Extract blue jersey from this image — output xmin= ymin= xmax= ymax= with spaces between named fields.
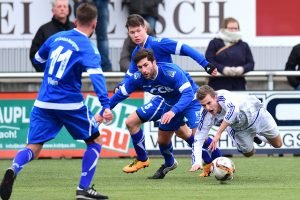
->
xmin=124 ymin=35 xmax=209 ymax=82
xmin=111 ymin=62 xmax=199 ymax=114
xmin=33 ymin=29 xmax=110 ymax=110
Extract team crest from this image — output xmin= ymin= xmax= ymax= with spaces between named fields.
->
xmin=134 ymin=72 xmax=141 ymax=79
xmin=166 ymin=70 xmax=176 ymax=77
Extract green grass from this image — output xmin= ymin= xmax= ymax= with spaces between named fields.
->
xmin=0 ymin=156 xmax=300 ymax=200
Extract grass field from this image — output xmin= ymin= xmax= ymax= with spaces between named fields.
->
xmin=0 ymin=156 xmax=299 ymax=200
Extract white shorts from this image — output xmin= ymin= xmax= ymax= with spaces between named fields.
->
xmin=226 ymin=108 xmax=279 ymax=153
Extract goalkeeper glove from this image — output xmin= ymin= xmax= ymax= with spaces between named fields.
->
xmin=204 ymin=63 xmax=216 ymax=75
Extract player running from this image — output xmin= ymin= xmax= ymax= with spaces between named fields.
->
xmin=0 ymin=3 xmax=112 ymax=200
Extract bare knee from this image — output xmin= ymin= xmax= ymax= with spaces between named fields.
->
xmin=268 ymin=135 xmax=283 ymax=148
xmin=243 ymin=149 xmax=255 ymax=157
xmin=26 ymin=144 xmax=43 ymax=159
xmin=125 ymin=116 xmax=142 ymax=134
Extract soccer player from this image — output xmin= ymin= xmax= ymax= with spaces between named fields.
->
xmin=116 ymin=14 xmax=221 ymax=174
xmin=192 ymin=85 xmax=282 ymax=176
xmin=110 ymin=48 xmax=208 ymax=179
xmin=0 ymin=3 xmax=112 ymax=200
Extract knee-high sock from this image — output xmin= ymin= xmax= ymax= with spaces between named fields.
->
xmin=159 ymin=142 xmax=174 ymax=167
xmin=185 ymin=134 xmax=194 ymax=147
xmin=79 ymin=143 xmax=101 ymax=189
xmin=131 ymin=129 xmax=148 ymax=161
xmin=203 ymin=137 xmax=222 ymax=160
xmin=12 ymin=147 xmax=34 ymax=175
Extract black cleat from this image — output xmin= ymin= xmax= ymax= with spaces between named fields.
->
xmin=76 ymin=184 xmax=108 ymax=200
xmin=148 ymin=160 xmax=178 ymax=179
xmin=254 ymin=136 xmax=262 ymax=145
xmin=0 ymin=168 xmax=16 ymax=200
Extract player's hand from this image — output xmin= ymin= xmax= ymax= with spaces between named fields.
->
xmin=114 ymin=86 xmax=119 ymax=94
xmin=205 ymin=63 xmax=217 ymax=76
xmin=189 ymin=163 xmax=203 ymax=172
xmin=95 ymin=114 xmax=103 ymax=125
xmin=161 ymin=111 xmax=175 ymax=124
xmin=102 ymin=108 xmax=113 ymax=125
xmin=209 ymin=132 xmax=221 ymax=151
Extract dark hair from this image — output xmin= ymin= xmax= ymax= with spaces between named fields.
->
xmin=133 ymin=48 xmax=155 ymax=64
xmin=126 ymin=14 xmax=145 ymax=29
xmin=76 ymin=3 xmax=97 ymax=26
xmin=196 ymin=85 xmax=216 ymax=100
xmin=221 ymin=17 xmax=240 ymax=30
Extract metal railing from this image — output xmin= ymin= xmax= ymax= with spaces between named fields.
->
xmin=0 ymin=71 xmax=299 ymax=90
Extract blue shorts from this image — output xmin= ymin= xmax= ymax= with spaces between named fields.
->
xmin=27 ymin=106 xmax=99 ymax=144
xmin=159 ymin=99 xmax=201 ymax=131
xmin=136 ymin=95 xmax=165 ymax=122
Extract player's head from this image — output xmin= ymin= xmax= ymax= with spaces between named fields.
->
xmin=51 ymin=0 xmax=69 ymax=22
xmin=197 ymin=85 xmax=220 ymax=115
xmin=75 ymin=3 xmax=97 ymax=37
xmin=222 ymin=17 xmax=240 ymax=32
xmin=133 ymin=48 xmax=157 ymax=79
xmin=126 ymin=14 xmax=148 ymax=45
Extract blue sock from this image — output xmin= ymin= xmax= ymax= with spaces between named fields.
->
xmin=204 ymin=137 xmax=222 ymax=160
xmin=131 ymin=129 xmax=148 ymax=161
xmin=12 ymin=147 xmax=34 ymax=175
xmin=159 ymin=142 xmax=174 ymax=167
xmin=202 ymin=149 xmax=212 ymax=164
xmin=185 ymin=134 xmax=194 ymax=147
xmin=79 ymin=143 xmax=101 ymax=189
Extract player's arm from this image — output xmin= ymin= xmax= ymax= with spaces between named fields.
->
xmin=161 ymin=73 xmax=194 ymax=124
xmin=110 ymin=76 xmax=138 ymax=109
xmin=114 ymin=48 xmax=139 ymax=93
xmin=209 ymin=120 xmax=230 ymax=151
xmin=32 ymin=37 xmax=51 ymax=69
xmin=190 ymin=110 xmax=212 ymax=171
xmin=180 ymin=44 xmax=217 ymax=75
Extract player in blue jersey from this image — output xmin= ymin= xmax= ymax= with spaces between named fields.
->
xmin=115 ymin=14 xmax=221 ymax=175
xmin=110 ymin=48 xmax=214 ymax=179
xmin=0 ymin=3 xmax=111 ymax=200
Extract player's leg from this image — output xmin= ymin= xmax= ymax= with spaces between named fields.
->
xmin=61 ymin=106 xmax=108 ymax=200
xmin=232 ymin=129 xmax=256 ymax=157
xmin=0 ymin=107 xmax=61 ymax=200
xmin=123 ymin=96 xmax=164 ymax=173
xmin=149 ymin=129 xmax=178 ymax=179
xmin=255 ymin=108 xmax=282 ymax=148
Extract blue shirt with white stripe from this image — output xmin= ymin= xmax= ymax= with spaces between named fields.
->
xmin=124 ymin=35 xmax=209 ymax=83
xmin=111 ymin=62 xmax=198 ymax=114
xmin=33 ymin=29 xmax=110 ymax=110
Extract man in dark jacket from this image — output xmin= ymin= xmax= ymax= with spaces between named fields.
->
xmin=29 ymin=0 xmax=75 ymax=72
xmin=285 ymin=44 xmax=300 ymax=90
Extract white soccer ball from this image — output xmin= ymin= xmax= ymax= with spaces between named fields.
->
xmin=211 ymin=157 xmax=235 ymax=181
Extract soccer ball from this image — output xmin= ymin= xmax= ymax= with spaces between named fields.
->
xmin=211 ymin=157 xmax=235 ymax=181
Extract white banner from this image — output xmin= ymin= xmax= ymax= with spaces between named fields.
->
xmin=1 ymin=0 xmax=300 ymax=48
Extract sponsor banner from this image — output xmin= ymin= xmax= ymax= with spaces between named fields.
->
xmin=0 ymin=92 xmax=144 ymax=158
xmin=144 ymin=91 xmax=300 ymax=154
xmin=1 ymin=0 xmax=300 ymax=48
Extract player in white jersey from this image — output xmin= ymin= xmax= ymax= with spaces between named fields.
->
xmin=191 ymin=85 xmax=282 ymax=174
xmin=0 ymin=3 xmax=112 ymax=200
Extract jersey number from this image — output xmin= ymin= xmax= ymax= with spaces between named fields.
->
xmin=48 ymin=46 xmax=73 ymax=79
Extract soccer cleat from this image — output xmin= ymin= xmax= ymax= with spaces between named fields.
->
xmin=148 ymin=160 xmax=178 ymax=179
xmin=122 ymin=158 xmax=150 ymax=173
xmin=0 ymin=168 xmax=16 ymax=200
xmin=254 ymin=136 xmax=263 ymax=145
xmin=199 ymin=163 xmax=212 ymax=177
xmin=76 ymin=185 xmax=108 ymax=200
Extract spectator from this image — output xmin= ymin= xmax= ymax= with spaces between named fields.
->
xmin=285 ymin=44 xmax=300 ymax=90
xmin=73 ymin=0 xmax=112 ymax=72
xmin=30 ymin=0 xmax=75 ymax=72
xmin=119 ymin=20 xmax=155 ymax=72
xmin=122 ymin=0 xmax=163 ymax=33
xmin=205 ymin=17 xmax=254 ymax=90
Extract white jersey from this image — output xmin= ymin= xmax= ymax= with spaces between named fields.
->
xmin=193 ymin=90 xmax=263 ymax=165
